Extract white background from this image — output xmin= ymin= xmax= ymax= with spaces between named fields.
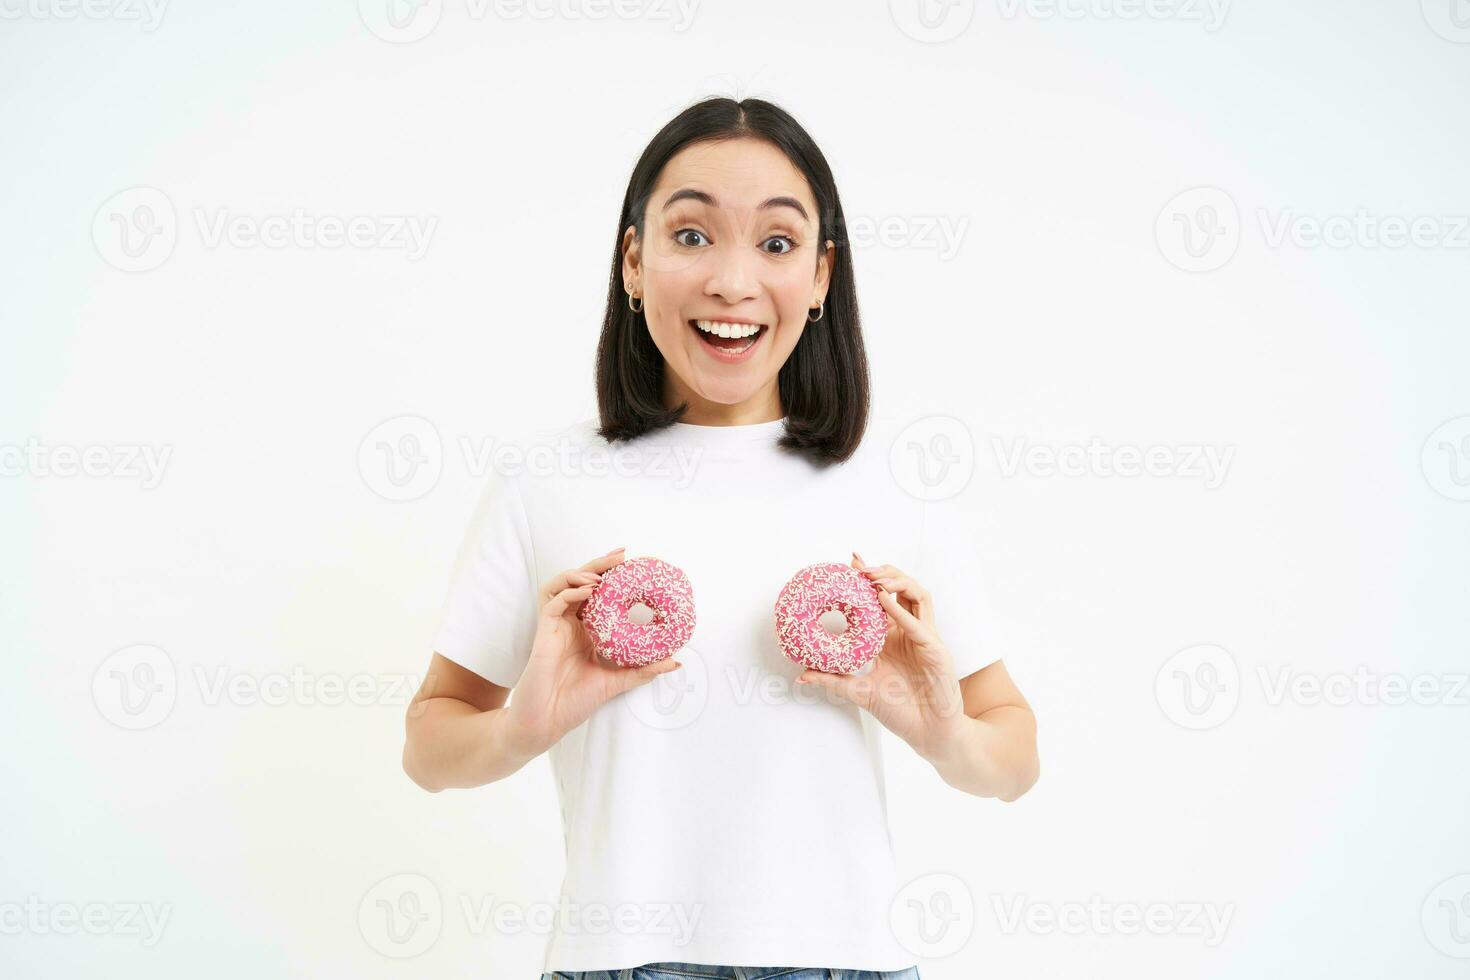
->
xmin=2 ymin=0 xmax=1468 ymax=977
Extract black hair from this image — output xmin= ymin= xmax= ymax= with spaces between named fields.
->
xmin=594 ymin=96 xmax=870 ymax=466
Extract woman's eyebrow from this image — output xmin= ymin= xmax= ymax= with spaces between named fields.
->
xmin=661 ymin=188 xmax=809 ymax=221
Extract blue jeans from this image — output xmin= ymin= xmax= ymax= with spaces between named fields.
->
xmin=541 ymin=965 xmax=920 ymax=980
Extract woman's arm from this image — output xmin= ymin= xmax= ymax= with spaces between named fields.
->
xmin=922 ymin=660 xmax=1040 ymax=802
xmin=404 ymin=550 xmax=684 ymax=793
xmin=402 ymin=654 xmax=541 ymax=792
xmin=797 ymin=557 xmax=1040 ymax=802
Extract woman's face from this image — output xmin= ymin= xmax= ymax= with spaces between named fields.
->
xmin=622 ymin=137 xmax=834 ymax=417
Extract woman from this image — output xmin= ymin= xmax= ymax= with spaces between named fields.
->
xmin=403 ymin=96 xmax=1040 ymax=980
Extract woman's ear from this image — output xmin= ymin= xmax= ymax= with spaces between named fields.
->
xmin=621 ymin=225 xmax=641 ymax=294
xmin=813 ymin=237 xmax=835 ymax=306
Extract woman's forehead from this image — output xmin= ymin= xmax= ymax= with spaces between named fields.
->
xmin=653 ymin=140 xmax=816 ymax=215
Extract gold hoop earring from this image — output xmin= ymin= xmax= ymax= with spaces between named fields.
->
xmin=627 ymin=290 xmax=643 ymax=314
xmin=807 ymin=301 xmax=824 ymax=323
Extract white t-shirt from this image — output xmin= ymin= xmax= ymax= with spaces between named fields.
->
xmin=431 ymin=412 xmax=1012 ymax=973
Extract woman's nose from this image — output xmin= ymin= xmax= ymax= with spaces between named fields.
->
xmin=703 ymin=244 xmax=760 ymax=302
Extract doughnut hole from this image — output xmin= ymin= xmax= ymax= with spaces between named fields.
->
xmin=625 ymin=600 xmax=657 ymax=626
xmin=818 ymin=609 xmax=849 ymax=636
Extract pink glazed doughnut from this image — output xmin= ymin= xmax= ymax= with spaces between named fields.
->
xmin=577 ymin=556 xmax=696 ymax=667
xmin=774 ymin=562 xmax=888 ymax=674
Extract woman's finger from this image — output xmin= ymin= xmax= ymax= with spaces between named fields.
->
xmin=860 ymin=563 xmax=934 ymax=628
xmin=541 ymin=581 xmax=598 ymax=621
xmin=606 ymin=657 xmax=683 ymax=690
xmin=581 ymin=547 xmax=627 ymax=573
xmin=872 ymin=574 xmax=934 ymax=628
xmin=795 ymin=668 xmax=872 ymax=711
xmin=539 ymin=548 xmax=625 ymax=604
xmin=877 ymin=586 xmax=937 ymax=643
xmin=855 ymin=554 xmax=897 ymax=596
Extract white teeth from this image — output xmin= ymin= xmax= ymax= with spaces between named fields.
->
xmin=694 ymin=319 xmax=763 ymax=339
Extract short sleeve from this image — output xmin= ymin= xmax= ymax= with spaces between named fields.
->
xmin=913 ymin=497 xmax=1012 ymax=680
xmin=430 ymin=466 xmax=540 ymax=689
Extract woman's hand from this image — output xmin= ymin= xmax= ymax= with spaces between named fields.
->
xmin=502 ymin=547 xmax=682 ymax=758
xmin=795 ymin=552 xmax=969 ymax=761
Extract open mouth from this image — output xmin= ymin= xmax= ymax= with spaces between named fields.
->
xmin=688 ymin=318 xmax=768 ymax=361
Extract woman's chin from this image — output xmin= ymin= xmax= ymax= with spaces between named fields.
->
xmin=689 ymin=383 xmax=757 ymax=407
xmin=681 ymin=370 xmax=765 ymax=406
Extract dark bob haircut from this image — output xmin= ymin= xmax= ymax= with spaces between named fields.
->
xmin=594 ymin=96 xmax=870 ymax=467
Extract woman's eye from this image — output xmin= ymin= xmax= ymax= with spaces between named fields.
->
xmin=763 ymin=235 xmax=797 ymax=255
xmin=674 ymin=228 xmax=708 ymax=248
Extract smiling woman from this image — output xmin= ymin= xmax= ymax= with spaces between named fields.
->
xmin=595 ymin=99 xmax=870 ymax=464
xmin=404 ymin=96 xmax=1037 ymax=980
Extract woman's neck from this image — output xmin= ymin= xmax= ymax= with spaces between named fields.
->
xmin=665 ymin=383 xmax=783 ymax=427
